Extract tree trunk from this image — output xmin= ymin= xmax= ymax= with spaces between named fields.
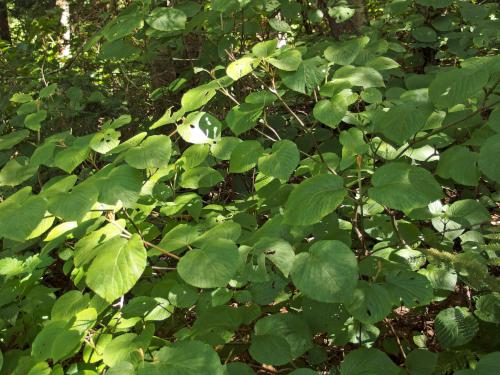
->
xmin=350 ymin=0 xmax=367 ymax=33
xmin=0 ymin=0 xmax=11 ymax=43
xmin=319 ymin=0 xmax=367 ymax=39
xmin=108 ymin=0 xmax=117 ymax=14
xmin=56 ymin=0 xmax=71 ymax=59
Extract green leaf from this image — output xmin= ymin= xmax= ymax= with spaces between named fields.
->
xmin=324 ymin=36 xmax=369 ymax=65
xmin=109 ymin=132 xmax=147 ymax=154
xmin=51 ymin=291 xmax=90 ymax=321
xmin=416 ymin=0 xmax=452 ymax=8
xmin=146 ymin=7 xmax=186 ymax=32
xmin=48 ymin=182 xmax=98 ymax=222
xmin=412 ymin=26 xmax=437 ymax=42
xmin=385 ymin=270 xmax=433 ymax=307
xmin=226 ymin=57 xmax=257 ymax=81
xmin=30 ymin=140 xmax=57 ymax=167
xmin=475 ymin=293 xmax=500 ymax=323
xmin=125 ymin=135 xmax=172 ymax=169
xmin=487 ymin=108 xmax=500 ymax=132
xmin=252 ymin=39 xmax=278 ymax=58
xmin=90 ymin=129 xmax=121 ymax=154
xmin=0 ymin=157 xmax=38 ymax=186
xmin=245 ymin=90 xmax=277 ymax=105
xmin=54 ymin=135 xmax=92 ymax=173
xmin=105 ymin=114 xmax=132 ymax=130
xmin=212 ymin=0 xmax=241 ymax=13
xmin=0 ymin=189 xmax=47 ymax=242
xmin=333 ymin=66 xmax=384 ymax=88
xmin=340 ymin=348 xmax=400 ymax=375
xmin=313 ymin=94 xmax=349 ymax=128
xmin=39 ymin=83 xmax=58 ymax=98
xmin=340 ymin=128 xmax=369 ymax=169
xmin=435 ymin=307 xmax=479 ymax=348
xmin=447 ymin=199 xmax=490 ymax=227
xmin=179 ymin=166 xmax=223 ymax=189
xmin=229 ymin=140 xmax=264 ymax=173
xmin=254 ymin=313 xmax=312 ymax=358
xmin=368 ymin=162 xmax=443 ymax=212
xmin=0 ymin=129 xmax=30 ymax=151
xmin=159 ymin=193 xmax=202 ymax=217
xmin=479 ymin=134 xmax=500 ymax=183
xmin=467 ymin=352 xmax=500 ymax=375
xmin=268 ymin=18 xmax=292 ymax=33
xmin=103 ymin=333 xmax=146 ymax=367
xmin=139 ymin=341 xmax=224 ymax=375
xmin=177 ymin=239 xmax=240 ymax=288
xmin=258 ymin=140 xmax=299 ymax=180
xmin=150 ymin=108 xmax=184 ymax=130
xmin=421 ymin=265 xmax=457 ymax=292
xmin=249 ymin=334 xmax=292 ymax=366
xmin=108 ymin=362 xmax=136 ymax=375
xmin=211 ymin=137 xmax=242 ymax=160
xmin=291 ymin=240 xmax=358 ymax=303
xmin=24 ymin=110 xmax=47 ymax=131
xmin=436 ymin=146 xmax=480 ymax=186
xmin=361 ymin=88 xmax=383 ymax=103
xmin=181 ymin=85 xmax=217 ymax=112
xmin=168 ymin=283 xmax=199 ymax=308
xmin=281 ymin=57 xmax=327 ymax=94
xmin=103 ymin=13 xmax=144 ymax=41
xmin=365 ymin=56 xmax=400 ymax=71
xmin=405 ymin=349 xmax=438 ymax=375
xmin=345 ymin=282 xmax=393 ymax=324
xmin=32 ymin=321 xmax=82 ymax=362
xmin=429 ymin=68 xmax=489 ymax=109
xmin=289 ymin=370 xmax=317 ymax=375
xmin=122 ymin=296 xmax=173 ymax=321
xmin=192 ymin=221 xmax=241 ymax=247
xmin=180 ymin=144 xmax=209 ymax=169
xmin=374 ymin=104 xmax=432 ymax=144
xmin=268 ymin=49 xmax=302 ymax=71
xmin=284 ymin=174 xmax=347 ymax=226
xmin=178 ymin=112 xmax=222 ymax=144
xmin=328 ymin=5 xmax=355 ymax=23
xmin=158 ymin=223 xmax=201 ymax=252
xmin=10 ymin=92 xmax=33 ymax=103
xmin=96 ymin=165 xmax=143 ymax=207
xmin=0 ymin=257 xmax=25 ymax=277
xmin=254 ymin=237 xmax=295 ymax=277
xmin=86 ymin=235 xmax=147 ymax=303
xmin=225 ymin=362 xmax=255 ymax=375
xmin=226 ymin=103 xmax=263 ymax=136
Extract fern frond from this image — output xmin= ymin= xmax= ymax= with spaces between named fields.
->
xmin=435 ymin=350 xmax=476 ymax=375
xmin=422 ymin=248 xmax=500 ymax=293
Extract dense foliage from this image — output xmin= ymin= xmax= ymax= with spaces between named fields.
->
xmin=0 ymin=0 xmax=499 ymax=374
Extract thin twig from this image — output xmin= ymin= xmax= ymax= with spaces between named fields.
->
xmin=143 ymin=241 xmax=181 ymax=260
xmin=384 ymin=318 xmax=406 ymax=359
xmin=395 ymin=99 xmax=500 ymax=159
xmin=106 ymin=217 xmax=180 ymax=260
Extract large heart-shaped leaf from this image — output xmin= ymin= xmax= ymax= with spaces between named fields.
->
xmin=284 ymin=174 xmax=346 ymax=226
xmin=125 ymin=135 xmax=172 ymax=169
xmin=258 ymin=140 xmax=299 ymax=180
xmin=0 ymin=188 xmax=47 ymax=242
xmin=291 ymin=240 xmax=358 ymax=303
xmin=139 ymin=340 xmax=224 ymax=375
xmin=369 ymin=162 xmax=443 ymax=212
xmin=86 ymin=234 xmax=147 ymax=303
xmin=146 ymin=7 xmax=186 ymax=32
xmin=435 ymin=307 xmax=479 ymax=348
xmin=177 ymin=239 xmax=240 ymax=288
